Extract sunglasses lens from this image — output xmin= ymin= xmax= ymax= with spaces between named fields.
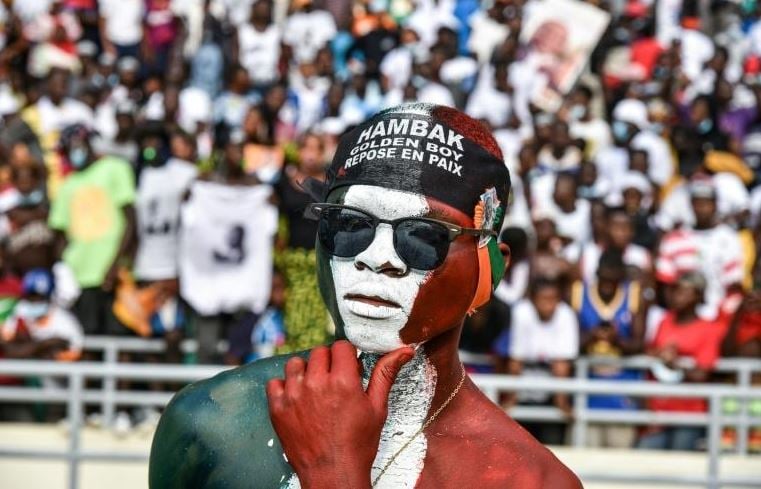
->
xmin=318 ymin=207 xmax=376 ymax=257
xmin=394 ymin=220 xmax=450 ymax=270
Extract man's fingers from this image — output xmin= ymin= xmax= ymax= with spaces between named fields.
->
xmin=306 ymin=345 xmax=330 ymax=378
xmin=329 ymin=340 xmax=360 ymax=381
xmin=284 ymin=357 xmax=306 ymax=398
xmin=285 ymin=356 xmax=306 ymax=379
xmin=266 ymin=378 xmax=285 ymax=410
xmin=367 ymin=347 xmax=415 ymax=413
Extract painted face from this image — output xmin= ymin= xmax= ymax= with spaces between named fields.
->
xmin=320 ymin=185 xmax=479 ymax=353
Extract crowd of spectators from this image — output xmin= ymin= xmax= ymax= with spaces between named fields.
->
xmin=0 ymin=0 xmax=759 ymax=450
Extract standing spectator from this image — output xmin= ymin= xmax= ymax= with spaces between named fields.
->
xmin=572 ymin=250 xmax=645 ymax=448
xmin=233 ymin=0 xmax=281 ymax=93
xmin=579 ymin=206 xmax=652 ymax=282
xmin=98 ymin=0 xmax=145 ymax=60
xmin=507 ymin=278 xmax=579 ymax=444
xmin=24 ymin=0 xmax=82 ymax=78
xmin=144 ymin=0 xmax=180 ymax=75
xmin=4 ymin=165 xmax=56 ymax=276
xmin=92 ymin=100 xmax=139 ymax=165
xmin=133 ymin=123 xmax=197 ymax=284
xmin=178 ymin=135 xmax=277 ymax=363
xmin=273 ymin=132 xmax=330 ymax=352
xmin=283 ymin=0 xmax=336 ymax=64
xmin=656 ymin=180 xmax=744 ymax=319
xmin=566 ymin=84 xmax=612 ymax=160
xmin=620 ymin=171 xmax=658 ymax=250
xmin=22 ymin=68 xmax=92 ymax=154
xmin=538 ymin=172 xmax=591 ymax=251
xmin=638 ymin=271 xmax=726 ymax=451
xmin=48 ymin=123 xmax=136 ymax=335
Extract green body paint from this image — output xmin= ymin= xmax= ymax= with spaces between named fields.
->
xmin=149 ymin=353 xmax=307 ymax=489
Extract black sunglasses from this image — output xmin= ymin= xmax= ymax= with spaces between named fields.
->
xmin=306 ymin=203 xmax=495 ymax=271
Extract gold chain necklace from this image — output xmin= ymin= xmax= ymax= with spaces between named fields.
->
xmin=371 ymin=367 xmax=467 ymax=487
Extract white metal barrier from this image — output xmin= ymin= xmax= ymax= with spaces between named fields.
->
xmin=0 ymin=338 xmax=758 ymax=488
xmin=81 ymin=337 xmax=761 ymax=454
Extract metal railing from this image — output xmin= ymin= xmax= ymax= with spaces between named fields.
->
xmin=80 ymin=337 xmax=761 ymax=453
xmin=0 ymin=338 xmax=757 ymax=488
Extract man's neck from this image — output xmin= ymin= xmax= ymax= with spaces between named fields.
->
xmin=359 ymin=327 xmax=465 ymax=486
xmin=361 ymin=327 xmax=464 ymax=422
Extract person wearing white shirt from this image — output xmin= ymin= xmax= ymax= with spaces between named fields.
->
xmin=134 ymin=127 xmax=198 ymax=282
xmin=507 ymin=278 xmax=579 ymax=444
xmin=467 ymin=5 xmax=509 ymax=65
xmin=533 ymin=172 xmax=591 ymax=251
xmin=566 ymin=85 xmax=612 ymax=160
xmin=379 ymin=26 xmax=420 ymax=92
xmin=24 ymin=69 xmax=93 ymax=149
xmin=98 ymin=0 xmax=145 ymax=59
xmin=234 ymin=0 xmax=281 ymax=89
xmin=283 ymin=0 xmax=337 ymax=64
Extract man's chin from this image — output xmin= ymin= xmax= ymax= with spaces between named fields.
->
xmin=343 ymin=324 xmax=406 ymax=355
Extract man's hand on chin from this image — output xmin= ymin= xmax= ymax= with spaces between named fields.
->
xmin=266 ymin=340 xmax=414 ymax=488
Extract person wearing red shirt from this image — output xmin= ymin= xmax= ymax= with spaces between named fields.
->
xmin=638 ymin=271 xmax=726 ymax=450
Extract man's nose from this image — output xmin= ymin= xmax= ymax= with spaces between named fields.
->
xmin=354 ymin=224 xmax=407 ymax=276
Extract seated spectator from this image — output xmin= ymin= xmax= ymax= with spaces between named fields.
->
xmin=572 ymin=249 xmax=645 ymax=448
xmin=638 ymin=271 xmax=726 ymax=451
xmin=720 ymin=290 xmax=761 ymax=452
xmin=460 ymin=297 xmax=509 ymax=372
xmin=494 ymin=227 xmax=530 ymax=306
xmin=507 ymin=278 xmax=579 ymax=444
xmin=1 ymin=268 xmax=83 ymax=361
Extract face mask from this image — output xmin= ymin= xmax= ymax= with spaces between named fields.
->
xmin=16 ymin=300 xmax=50 ymax=322
xmin=569 ymin=105 xmax=587 ymax=121
xmin=142 ymin=146 xmax=169 ymax=167
xmin=68 ymin=147 xmax=88 ymax=169
xmin=697 ymin=118 xmax=713 ymax=134
xmin=612 ymin=120 xmax=630 ymax=143
xmin=18 ymin=189 xmax=44 ymax=207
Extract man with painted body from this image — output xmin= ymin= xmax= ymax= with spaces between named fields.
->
xmin=149 ymin=104 xmax=581 ymax=488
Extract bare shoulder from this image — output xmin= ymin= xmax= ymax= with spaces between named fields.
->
xmin=149 ymin=351 xmax=309 ymax=489
xmin=427 ymin=388 xmax=582 ymax=488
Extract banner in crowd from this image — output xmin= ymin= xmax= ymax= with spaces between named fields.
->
xmin=520 ymin=0 xmax=610 ymax=111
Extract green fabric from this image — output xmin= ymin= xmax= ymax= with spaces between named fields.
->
xmin=0 ymin=297 xmax=17 ymax=322
xmin=275 ymin=248 xmax=332 ymax=353
xmin=48 ymin=157 xmax=135 ymax=288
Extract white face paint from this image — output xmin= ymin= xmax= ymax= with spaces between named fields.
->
xmin=330 ymin=185 xmax=432 ymax=353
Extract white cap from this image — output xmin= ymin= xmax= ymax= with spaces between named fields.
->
xmin=620 ymin=170 xmax=653 ymax=196
xmin=0 ymin=89 xmax=19 ymax=116
xmin=613 ymin=98 xmax=649 ymax=129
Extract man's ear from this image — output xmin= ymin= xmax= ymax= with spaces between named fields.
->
xmin=499 ymin=243 xmax=511 ymax=275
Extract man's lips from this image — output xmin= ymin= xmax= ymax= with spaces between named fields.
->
xmin=344 ymin=294 xmax=401 ymax=308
